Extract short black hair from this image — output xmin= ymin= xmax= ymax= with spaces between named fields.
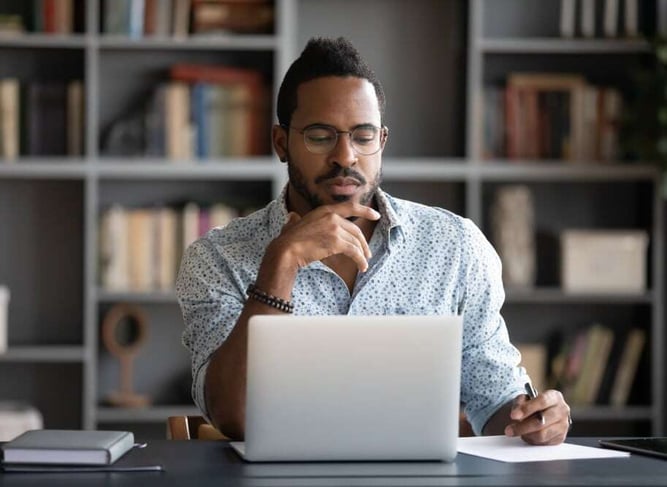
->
xmin=276 ymin=36 xmax=386 ymax=127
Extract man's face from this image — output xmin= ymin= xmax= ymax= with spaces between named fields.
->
xmin=275 ymin=76 xmax=386 ymax=214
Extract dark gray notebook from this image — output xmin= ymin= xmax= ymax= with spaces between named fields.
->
xmin=1 ymin=430 xmax=134 ymax=465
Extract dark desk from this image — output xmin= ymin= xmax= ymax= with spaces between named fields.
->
xmin=2 ymin=439 xmax=667 ymax=486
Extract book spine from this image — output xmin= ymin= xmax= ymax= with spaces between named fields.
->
xmin=603 ymin=0 xmax=619 ymax=37
xmin=559 ymin=0 xmax=576 ymax=37
xmin=0 ymin=79 xmax=20 ymax=161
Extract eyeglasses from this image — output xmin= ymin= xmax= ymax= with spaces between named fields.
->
xmin=283 ymin=124 xmax=388 ymax=156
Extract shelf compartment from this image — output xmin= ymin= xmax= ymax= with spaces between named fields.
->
xmin=98 ymin=178 xmax=273 ymax=211
xmin=0 ymin=179 xmax=84 ymax=345
xmin=0 ymin=363 xmax=83 ymax=428
xmin=480 ymin=0 xmax=655 ymax=41
xmin=97 ymin=49 xmax=274 ymax=156
xmin=0 ymin=345 xmax=86 ymax=362
xmin=97 ymin=303 xmax=192 ymax=407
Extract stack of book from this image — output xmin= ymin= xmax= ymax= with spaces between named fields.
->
xmin=483 ymin=73 xmax=622 ymax=163
xmin=99 ymin=202 xmax=237 ymax=292
xmin=105 ymin=63 xmax=270 ymax=160
xmin=33 ymin=0 xmax=82 ymax=34
xmin=559 ymin=0 xmax=640 ymax=38
xmin=0 ymin=79 xmax=84 ymax=161
xmin=102 ymin=0 xmax=275 ymax=38
xmin=549 ymin=324 xmax=646 ymax=407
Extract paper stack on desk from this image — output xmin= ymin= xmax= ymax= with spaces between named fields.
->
xmin=458 ymin=436 xmax=630 ymax=462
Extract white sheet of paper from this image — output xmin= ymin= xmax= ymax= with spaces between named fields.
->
xmin=458 ymin=436 xmax=630 ymax=463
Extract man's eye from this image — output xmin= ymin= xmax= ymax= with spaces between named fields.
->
xmin=306 ymin=130 xmax=335 ymax=144
xmin=353 ymin=131 xmax=376 ymax=144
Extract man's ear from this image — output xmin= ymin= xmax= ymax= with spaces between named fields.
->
xmin=380 ymin=126 xmax=389 ymax=151
xmin=272 ymin=124 xmax=288 ymax=162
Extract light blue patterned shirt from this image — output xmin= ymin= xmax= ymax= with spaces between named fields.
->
xmin=176 ymin=187 xmax=529 ymax=435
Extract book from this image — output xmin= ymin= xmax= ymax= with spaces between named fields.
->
xmin=603 ymin=0 xmax=619 ymax=37
xmin=1 ymin=429 xmax=134 ymax=465
xmin=127 ymin=208 xmax=154 ymax=291
xmin=172 ymin=0 xmax=191 ymax=38
xmin=659 ymin=0 xmax=667 ymax=37
xmin=25 ymin=82 xmax=68 ymax=156
xmin=610 ymin=328 xmax=646 ymax=406
xmin=516 ymin=343 xmax=547 ymax=393
xmin=170 ymin=63 xmax=269 ymax=156
xmin=0 ymin=78 xmax=19 ymax=161
xmin=67 ymin=80 xmax=84 ymax=156
xmin=165 ymin=82 xmax=192 ymax=160
xmin=580 ymin=0 xmax=595 ymax=37
xmin=505 ymin=73 xmax=587 ymax=162
xmin=192 ymin=0 xmax=274 ymax=35
xmin=559 ymin=0 xmax=576 ymax=37
xmin=624 ymin=0 xmax=638 ymax=37
xmin=99 ymin=204 xmax=129 ymax=291
xmin=104 ymin=0 xmax=132 ymax=35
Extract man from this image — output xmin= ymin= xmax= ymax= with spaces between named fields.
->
xmin=176 ymin=37 xmax=571 ymax=445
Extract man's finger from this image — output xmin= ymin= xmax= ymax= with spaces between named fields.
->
xmin=323 ymin=202 xmax=381 ymax=221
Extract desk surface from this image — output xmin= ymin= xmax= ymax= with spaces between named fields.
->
xmin=2 ymin=438 xmax=667 ymax=486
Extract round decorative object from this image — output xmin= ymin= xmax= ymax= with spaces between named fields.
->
xmin=101 ymin=303 xmax=151 ymax=408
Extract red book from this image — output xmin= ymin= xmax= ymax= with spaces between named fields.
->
xmin=170 ymin=63 xmax=263 ymax=86
xmin=144 ymin=0 xmax=157 ymax=35
xmin=43 ymin=0 xmax=56 ymax=33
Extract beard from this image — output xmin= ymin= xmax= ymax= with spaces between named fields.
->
xmin=287 ymin=155 xmax=382 ymax=211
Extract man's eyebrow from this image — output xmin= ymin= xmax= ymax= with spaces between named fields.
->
xmin=303 ymin=122 xmax=379 ymax=130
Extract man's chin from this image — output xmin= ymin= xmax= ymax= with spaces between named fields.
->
xmin=331 ymin=194 xmax=352 ymax=203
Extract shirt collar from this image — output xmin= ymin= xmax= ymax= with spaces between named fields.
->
xmin=267 ymin=185 xmax=406 ymax=246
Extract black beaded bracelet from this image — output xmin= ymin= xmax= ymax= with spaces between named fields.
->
xmin=246 ymin=283 xmax=294 ymax=313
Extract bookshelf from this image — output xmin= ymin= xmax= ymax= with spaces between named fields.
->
xmin=0 ymin=0 xmax=662 ymax=439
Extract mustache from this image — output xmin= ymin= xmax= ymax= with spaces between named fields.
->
xmin=314 ymin=166 xmax=367 ymax=185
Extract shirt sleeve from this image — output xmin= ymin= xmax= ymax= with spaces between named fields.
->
xmin=457 ymin=218 xmax=530 ymax=436
xmin=175 ymin=237 xmax=245 ymax=421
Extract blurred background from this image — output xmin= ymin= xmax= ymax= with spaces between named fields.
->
xmin=0 ymin=0 xmax=664 ymax=440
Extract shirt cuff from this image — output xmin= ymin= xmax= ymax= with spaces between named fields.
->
xmin=192 ymin=359 xmax=212 ymax=424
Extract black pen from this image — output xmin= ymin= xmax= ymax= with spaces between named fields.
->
xmin=524 ymin=382 xmax=545 ymax=425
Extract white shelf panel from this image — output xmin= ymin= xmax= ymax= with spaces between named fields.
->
xmin=505 ymin=287 xmax=654 ymax=304
xmin=98 ymin=35 xmax=279 ymax=51
xmin=570 ymin=406 xmax=653 ymax=421
xmin=94 ymin=157 xmax=284 ymax=181
xmin=97 ymin=405 xmax=200 ymax=423
xmin=478 ymin=38 xmax=651 ymax=54
xmin=0 ymin=161 xmax=87 ymax=179
xmin=0 ymin=346 xmax=86 ymax=363
xmin=0 ymin=34 xmax=87 ymax=49
xmin=95 ymin=159 xmax=278 ymax=180
xmin=97 ymin=289 xmax=178 ymax=304
xmin=472 ymin=162 xmax=659 ymax=181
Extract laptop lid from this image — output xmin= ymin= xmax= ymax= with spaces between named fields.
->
xmin=233 ymin=314 xmax=462 ymax=462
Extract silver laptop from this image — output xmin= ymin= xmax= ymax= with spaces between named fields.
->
xmin=230 ymin=314 xmax=463 ymax=462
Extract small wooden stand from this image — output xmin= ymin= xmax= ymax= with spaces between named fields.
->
xmin=101 ymin=303 xmax=150 ymax=408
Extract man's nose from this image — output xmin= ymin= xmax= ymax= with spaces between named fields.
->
xmin=328 ymin=132 xmax=357 ymax=167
